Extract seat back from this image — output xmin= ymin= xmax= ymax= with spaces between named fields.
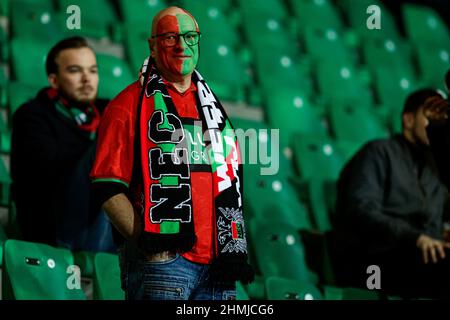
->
xmin=93 ymin=252 xmax=124 ymax=300
xmin=3 ymin=239 xmax=86 ymax=299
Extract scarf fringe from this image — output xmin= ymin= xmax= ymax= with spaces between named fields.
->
xmin=138 ymin=232 xmax=197 ymax=254
xmin=209 ymin=256 xmax=255 ymax=285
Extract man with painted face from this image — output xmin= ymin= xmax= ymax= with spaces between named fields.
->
xmin=330 ymin=89 xmax=450 ymax=299
xmin=91 ymin=7 xmax=253 ymax=300
xmin=11 ymin=36 xmax=115 ymax=252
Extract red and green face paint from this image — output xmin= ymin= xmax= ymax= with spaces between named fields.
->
xmin=154 ymin=13 xmax=199 ymax=79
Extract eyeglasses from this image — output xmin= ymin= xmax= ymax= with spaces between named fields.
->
xmin=151 ymin=31 xmax=201 ymax=47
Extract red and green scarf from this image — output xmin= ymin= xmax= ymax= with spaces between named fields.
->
xmin=136 ymin=59 xmax=253 ymax=284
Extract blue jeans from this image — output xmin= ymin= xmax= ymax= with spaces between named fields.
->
xmin=119 ymin=243 xmax=236 ymax=300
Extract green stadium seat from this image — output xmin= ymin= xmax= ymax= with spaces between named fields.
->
xmin=239 ymin=0 xmax=288 ymax=19
xmin=249 ymin=219 xmax=318 ymax=283
xmin=0 ymin=128 xmax=10 ymax=154
xmin=181 ymin=0 xmax=239 ymax=47
xmin=265 ymin=276 xmax=323 ymax=300
xmin=123 ymin=23 xmax=150 ymax=73
xmin=242 ymin=14 xmax=298 ymax=56
xmin=236 ymin=281 xmax=250 ymax=300
xmin=93 ymin=252 xmax=124 ymax=300
xmin=316 ymin=61 xmax=373 ymax=108
xmin=372 ymin=67 xmax=418 ymax=133
xmin=10 ymin=39 xmax=49 ymax=87
xmin=0 ymin=157 xmax=10 ymax=206
xmin=0 ymin=224 xmax=7 ymax=266
xmin=73 ymin=251 xmax=95 ymax=278
xmin=329 ymin=102 xmax=389 ymax=148
xmin=303 ymin=27 xmax=355 ymax=66
xmin=254 ymin=49 xmax=313 ymax=99
xmin=97 ymin=54 xmax=135 ymax=100
xmin=402 ymin=4 xmax=450 ymax=45
xmin=56 ymin=0 xmax=117 ymax=40
xmin=119 ymin=0 xmax=168 ymax=25
xmin=299 ymin=178 xmax=335 ymax=232
xmin=10 ymin=0 xmax=66 ymax=42
xmin=197 ymin=37 xmax=247 ymax=103
xmin=323 ymin=285 xmax=380 ymax=300
xmin=0 ymin=0 xmax=9 ymax=16
xmin=264 ymin=89 xmax=327 ymax=148
xmin=292 ymin=134 xmax=344 ymax=182
xmin=338 ymin=0 xmax=401 ymax=41
xmin=290 ymin=0 xmax=344 ymax=33
xmin=334 ymin=139 xmax=362 ymax=164
xmin=362 ymin=37 xmax=414 ymax=73
xmin=244 ymin=173 xmax=313 ymax=230
xmin=415 ymin=45 xmax=450 ymax=91
xmin=0 ymin=66 xmax=7 ymax=108
xmin=2 ymin=239 xmax=86 ymax=299
xmin=231 ymin=117 xmax=297 ymax=182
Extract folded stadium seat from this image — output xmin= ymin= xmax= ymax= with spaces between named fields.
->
xmin=415 ymin=45 xmax=450 ymax=91
xmin=96 ymin=54 xmax=135 ymax=100
xmin=290 ymin=134 xmax=345 ymax=231
xmin=10 ymin=0 xmax=67 ymax=43
xmin=253 ymin=49 xmax=314 ymax=101
xmin=337 ymin=0 xmax=401 ymax=42
xmin=291 ymin=134 xmax=344 ymax=182
xmin=2 ymin=239 xmax=86 ymax=299
xmin=249 ymin=219 xmax=319 ymax=284
xmin=8 ymin=81 xmax=42 ymax=117
xmin=362 ymin=37 xmax=414 ymax=74
xmin=10 ymin=38 xmax=49 ymax=88
xmin=230 ymin=117 xmax=297 ymax=182
xmin=0 ymin=65 xmax=7 ymax=108
xmin=242 ymin=13 xmax=298 ymax=57
xmin=329 ymin=101 xmax=390 ymax=149
xmin=0 ymin=223 xmax=7 ymax=266
xmin=118 ymin=0 xmax=168 ymax=26
xmin=181 ymin=0 xmax=239 ymax=47
xmin=303 ymin=27 xmax=356 ymax=66
xmin=93 ymin=252 xmax=124 ymax=300
xmin=0 ymin=157 xmax=10 ymax=206
xmin=372 ymin=67 xmax=418 ymax=133
xmin=264 ymin=89 xmax=328 ymax=148
xmin=316 ymin=61 xmax=373 ymax=109
xmin=0 ymin=0 xmax=8 ymax=16
xmin=239 ymin=0 xmax=288 ymax=19
xmin=334 ymin=140 xmax=362 ymax=165
xmin=265 ymin=276 xmax=323 ymax=300
xmin=0 ymin=128 xmax=10 ymax=154
xmin=123 ymin=23 xmax=151 ymax=73
xmin=56 ymin=0 xmax=118 ymax=41
xmin=0 ymin=23 xmax=8 ymax=61
xmin=73 ymin=251 xmax=95 ymax=279
xmin=244 ymin=171 xmax=313 ymax=230
xmin=196 ymin=36 xmax=248 ymax=103
xmin=323 ymin=285 xmax=380 ymax=300
xmin=402 ymin=4 xmax=450 ymax=46
xmin=236 ymin=281 xmax=250 ymax=300
xmin=289 ymin=0 xmax=344 ymax=35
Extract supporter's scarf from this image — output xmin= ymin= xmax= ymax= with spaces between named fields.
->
xmin=46 ymin=88 xmax=100 ymax=136
xmin=136 ymin=58 xmax=253 ymax=284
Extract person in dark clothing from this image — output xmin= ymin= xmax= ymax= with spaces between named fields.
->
xmin=10 ymin=37 xmax=115 ymax=252
xmin=330 ymin=88 xmax=450 ymax=299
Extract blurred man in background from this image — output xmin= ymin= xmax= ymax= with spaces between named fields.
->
xmin=331 ymin=88 xmax=450 ymax=299
xmin=11 ymin=36 xmax=115 ymax=252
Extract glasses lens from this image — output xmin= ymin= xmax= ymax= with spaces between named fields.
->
xmin=184 ymin=32 xmax=199 ymax=46
xmin=163 ymin=33 xmax=178 ymax=46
